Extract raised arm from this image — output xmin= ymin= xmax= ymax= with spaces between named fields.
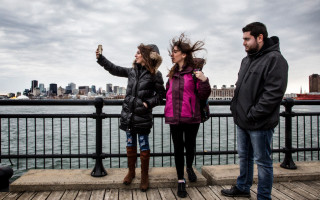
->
xmin=96 ymin=48 xmax=130 ymax=78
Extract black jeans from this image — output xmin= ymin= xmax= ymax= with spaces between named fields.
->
xmin=170 ymin=123 xmax=200 ymax=180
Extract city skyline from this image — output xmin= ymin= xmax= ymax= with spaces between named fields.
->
xmin=20 ymin=80 xmax=127 ymax=95
xmin=0 ymin=1 xmax=319 ymax=94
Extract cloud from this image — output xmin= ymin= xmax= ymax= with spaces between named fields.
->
xmin=0 ymin=0 xmax=319 ymax=94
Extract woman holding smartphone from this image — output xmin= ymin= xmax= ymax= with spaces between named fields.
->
xmin=96 ymin=44 xmax=164 ymax=192
xmin=164 ymin=34 xmax=211 ymax=198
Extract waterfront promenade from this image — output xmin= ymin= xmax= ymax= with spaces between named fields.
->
xmin=1 ymin=99 xmax=319 ymax=199
xmin=2 ymin=181 xmax=320 ymax=200
xmin=1 ymin=161 xmax=319 ymax=199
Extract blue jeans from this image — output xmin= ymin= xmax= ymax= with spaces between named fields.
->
xmin=236 ymin=126 xmax=273 ymax=200
xmin=126 ymin=131 xmax=150 ymax=151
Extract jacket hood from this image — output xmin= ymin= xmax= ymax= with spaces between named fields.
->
xmin=132 ymin=51 xmax=162 ymax=73
xmin=249 ymin=36 xmax=280 ymax=58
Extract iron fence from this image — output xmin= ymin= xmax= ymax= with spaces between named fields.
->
xmin=0 ymin=98 xmax=319 ymax=178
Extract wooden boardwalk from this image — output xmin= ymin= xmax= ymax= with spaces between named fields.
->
xmin=0 ymin=180 xmax=319 ymax=200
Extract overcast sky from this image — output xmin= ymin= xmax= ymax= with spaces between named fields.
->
xmin=0 ymin=0 xmax=319 ymax=94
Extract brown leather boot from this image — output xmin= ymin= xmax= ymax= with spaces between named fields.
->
xmin=140 ymin=150 xmax=150 ymax=192
xmin=123 ymin=146 xmax=137 ymax=185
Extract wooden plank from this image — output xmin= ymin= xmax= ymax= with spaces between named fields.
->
xmin=146 ymin=188 xmax=162 ymax=200
xmin=269 ymin=186 xmax=293 ymax=200
xmin=280 ymin=182 xmax=318 ymax=200
xmin=17 ymin=192 xmax=35 ymax=200
xmin=187 ymin=187 xmax=205 ymax=200
xmin=104 ymin=189 xmax=119 ymax=200
xmin=312 ymin=180 xmax=320 ymax=186
xmin=294 ymin=182 xmax=319 ymax=198
xmin=208 ymin=185 xmax=230 ymax=200
xmin=76 ymin=190 xmax=92 ymax=200
xmin=248 ymin=184 xmax=258 ymax=200
xmin=251 ymin=184 xmax=277 ymax=200
xmin=132 ymin=189 xmax=147 ymax=200
xmin=297 ymin=181 xmax=320 ymax=198
xmin=0 ymin=192 xmax=9 ymax=200
xmin=158 ymin=188 xmax=176 ymax=200
xmin=273 ymin=183 xmax=304 ymax=200
xmin=3 ymin=192 xmax=23 ymax=200
xmin=170 ymin=187 xmax=191 ymax=200
xmin=197 ymin=186 xmax=220 ymax=200
xmin=30 ymin=191 xmax=51 ymax=200
xmin=61 ymin=190 xmax=79 ymax=200
xmin=118 ymin=189 xmax=132 ymax=200
xmin=90 ymin=189 xmax=105 ymax=200
xmin=46 ymin=191 xmax=65 ymax=200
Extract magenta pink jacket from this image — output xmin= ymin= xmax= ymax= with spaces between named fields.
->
xmin=164 ymin=65 xmax=211 ymax=124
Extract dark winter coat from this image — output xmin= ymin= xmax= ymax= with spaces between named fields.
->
xmin=97 ymin=55 xmax=165 ymax=134
xmin=230 ymin=36 xmax=288 ymax=130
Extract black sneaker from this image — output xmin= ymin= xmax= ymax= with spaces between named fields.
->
xmin=186 ymin=167 xmax=197 ymax=182
xmin=221 ymin=185 xmax=251 ymax=197
xmin=177 ymin=179 xmax=187 ymax=198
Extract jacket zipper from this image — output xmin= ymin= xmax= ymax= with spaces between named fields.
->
xmin=189 ymin=98 xmax=194 ymax=118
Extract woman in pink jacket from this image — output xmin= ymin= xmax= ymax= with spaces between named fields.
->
xmin=165 ymin=34 xmax=211 ymax=198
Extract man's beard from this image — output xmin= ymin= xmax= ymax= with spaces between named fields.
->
xmin=246 ymin=42 xmax=260 ymax=54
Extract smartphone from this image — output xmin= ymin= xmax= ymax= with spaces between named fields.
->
xmin=98 ymin=45 xmax=103 ymax=55
xmin=193 ymin=68 xmax=201 ymax=74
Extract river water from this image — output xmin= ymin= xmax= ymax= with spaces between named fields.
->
xmin=0 ymin=104 xmax=319 ymax=180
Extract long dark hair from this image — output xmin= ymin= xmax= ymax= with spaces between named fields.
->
xmin=167 ymin=33 xmax=205 ymax=79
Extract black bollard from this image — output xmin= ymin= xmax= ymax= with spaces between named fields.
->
xmin=0 ymin=166 xmax=14 ymax=189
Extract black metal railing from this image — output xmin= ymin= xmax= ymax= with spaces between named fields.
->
xmin=0 ymin=98 xmax=319 ymax=179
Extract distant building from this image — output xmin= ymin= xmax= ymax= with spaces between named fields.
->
xmin=33 ymin=87 xmax=41 ymax=96
xmin=65 ymin=85 xmax=72 ymax=94
xmin=91 ymin=85 xmax=96 ymax=94
xmin=8 ymin=93 xmax=15 ymax=98
xmin=65 ymin=82 xmax=76 ymax=94
xmin=97 ymin=87 xmax=103 ymax=95
xmin=57 ymin=86 xmax=65 ymax=96
xmin=73 ymin=89 xmax=79 ymax=95
xmin=106 ymin=84 xmax=113 ymax=93
xmin=309 ymin=74 xmax=320 ymax=93
xmin=210 ymin=85 xmax=235 ymax=100
xmin=113 ymin=86 xmax=119 ymax=94
xmin=79 ymin=86 xmax=89 ymax=95
xmin=39 ymin=83 xmax=45 ymax=94
xmin=16 ymin=92 xmax=21 ymax=97
xmin=49 ymin=83 xmax=58 ymax=96
xmin=23 ymin=89 xmax=30 ymax=96
xmin=119 ymin=87 xmax=126 ymax=95
xmin=31 ymin=80 xmax=38 ymax=93
xmin=69 ymin=82 xmax=76 ymax=91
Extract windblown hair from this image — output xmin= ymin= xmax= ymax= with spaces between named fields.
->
xmin=242 ymin=22 xmax=268 ymax=41
xmin=137 ymin=44 xmax=162 ymax=75
xmin=167 ymin=33 xmax=205 ymax=79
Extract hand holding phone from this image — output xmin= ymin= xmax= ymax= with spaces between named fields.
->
xmin=96 ymin=44 xmax=103 ymax=59
xmin=98 ymin=45 xmax=103 ymax=55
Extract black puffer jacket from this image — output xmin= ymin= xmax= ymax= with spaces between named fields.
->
xmin=97 ymin=55 xmax=165 ymax=134
xmin=230 ymin=36 xmax=288 ymax=130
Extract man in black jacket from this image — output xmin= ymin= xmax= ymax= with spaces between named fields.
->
xmin=222 ymin=22 xmax=288 ymax=200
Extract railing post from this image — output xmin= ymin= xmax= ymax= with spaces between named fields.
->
xmin=91 ymin=97 xmax=107 ymax=177
xmin=280 ymin=98 xmax=297 ymax=169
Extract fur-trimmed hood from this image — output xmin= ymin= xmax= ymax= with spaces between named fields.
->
xmin=132 ymin=51 xmax=162 ymax=73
